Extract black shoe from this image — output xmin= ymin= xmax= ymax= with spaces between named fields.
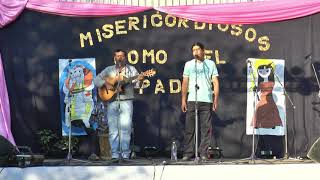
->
xmin=201 ymin=155 xmax=208 ymax=161
xmin=182 ymin=156 xmax=192 ymax=161
xmin=111 ymin=157 xmax=119 ymax=161
xmin=88 ymin=153 xmax=100 ymax=161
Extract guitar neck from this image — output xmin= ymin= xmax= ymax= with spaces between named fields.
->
xmin=123 ymin=69 xmax=154 ymax=84
xmin=124 ymin=74 xmax=140 ymax=84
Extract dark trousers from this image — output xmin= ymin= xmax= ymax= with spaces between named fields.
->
xmin=183 ymin=101 xmax=213 ymax=157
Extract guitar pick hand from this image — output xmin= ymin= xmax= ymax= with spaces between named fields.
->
xmin=137 ymin=74 xmax=144 ymax=81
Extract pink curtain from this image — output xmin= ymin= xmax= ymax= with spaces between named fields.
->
xmin=2 ymin=0 xmax=320 ymax=27
xmin=0 ymin=1 xmax=150 ymax=144
xmin=0 ymin=0 xmax=28 ymax=28
xmin=0 ymin=52 xmax=15 ymax=145
xmin=26 ymin=0 xmax=152 ymax=17
xmin=155 ymin=0 xmax=320 ymax=24
xmin=1 ymin=0 xmax=320 ymax=145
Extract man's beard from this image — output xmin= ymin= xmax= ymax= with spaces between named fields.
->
xmin=116 ymin=60 xmax=126 ymax=66
xmin=194 ymin=54 xmax=202 ymax=60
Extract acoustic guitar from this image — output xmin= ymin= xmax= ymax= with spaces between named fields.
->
xmin=98 ymin=69 xmax=156 ymax=102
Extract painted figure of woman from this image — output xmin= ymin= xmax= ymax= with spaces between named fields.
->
xmin=252 ymin=63 xmax=282 ymax=128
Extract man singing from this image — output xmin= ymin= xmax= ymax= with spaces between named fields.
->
xmin=181 ymin=42 xmax=219 ymax=161
xmin=94 ymin=49 xmax=143 ymax=159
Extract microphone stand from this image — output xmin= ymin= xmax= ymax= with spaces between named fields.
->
xmin=306 ymin=55 xmax=320 ymax=98
xmin=130 ymin=122 xmax=137 ymax=159
xmin=65 ymin=59 xmax=89 ymax=164
xmin=115 ymin=63 xmax=124 ymax=163
xmin=114 ymin=63 xmax=139 ymax=164
xmin=272 ymin=64 xmax=295 ymax=159
xmin=194 ymin=59 xmax=200 ymax=163
xmin=235 ymin=60 xmax=260 ymax=164
xmin=66 ymin=90 xmax=74 ymax=162
xmin=247 ymin=60 xmax=258 ymax=163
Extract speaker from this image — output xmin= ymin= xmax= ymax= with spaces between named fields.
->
xmin=0 ymin=135 xmax=18 ymax=165
xmin=307 ymin=137 xmax=320 ymax=163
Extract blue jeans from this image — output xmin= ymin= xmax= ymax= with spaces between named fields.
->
xmin=105 ymin=100 xmax=133 ymax=159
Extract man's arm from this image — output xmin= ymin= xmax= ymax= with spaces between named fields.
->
xmin=181 ymin=76 xmax=189 ymax=112
xmin=94 ymin=68 xmax=109 ymax=88
xmin=212 ymin=76 xmax=219 ymax=111
xmin=130 ymin=66 xmax=144 ymax=88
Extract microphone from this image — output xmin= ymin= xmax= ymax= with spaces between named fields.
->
xmin=67 ymin=59 xmax=72 ymax=73
xmin=68 ymin=59 xmax=72 ymax=67
xmin=247 ymin=59 xmax=253 ymax=71
xmin=115 ymin=60 xmax=125 ymax=67
xmin=115 ymin=60 xmax=119 ymax=66
xmin=194 ymin=54 xmax=200 ymax=60
xmin=305 ymin=54 xmax=312 ymax=60
xmin=115 ymin=61 xmax=122 ymax=70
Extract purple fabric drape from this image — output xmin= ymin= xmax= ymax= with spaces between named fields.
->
xmin=0 ymin=0 xmax=28 ymax=28
xmin=0 ymin=52 xmax=15 ymax=145
xmin=155 ymin=0 xmax=320 ymax=24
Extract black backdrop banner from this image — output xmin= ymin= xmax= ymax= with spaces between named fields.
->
xmin=1 ymin=9 xmax=320 ymax=158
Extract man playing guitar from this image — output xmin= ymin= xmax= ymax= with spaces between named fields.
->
xmin=94 ymin=49 xmax=144 ymax=160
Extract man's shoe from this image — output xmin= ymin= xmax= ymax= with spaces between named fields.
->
xmin=182 ymin=156 xmax=192 ymax=161
xmin=100 ymin=156 xmax=112 ymax=161
xmin=88 ymin=153 xmax=100 ymax=161
xmin=122 ymin=154 xmax=130 ymax=159
xmin=201 ymin=155 xmax=208 ymax=161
